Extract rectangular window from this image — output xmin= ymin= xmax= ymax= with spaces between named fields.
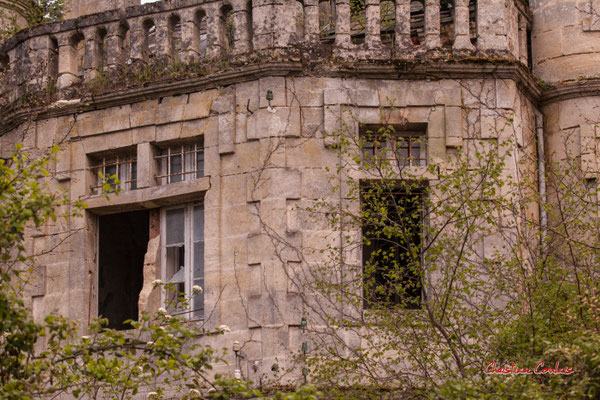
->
xmin=361 ymin=183 xmax=423 ymax=309
xmin=163 ymin=203 xmax=204 ymax=319
xmin=156 ymin=143 xmax=204 ymax=185
xmin=361 ymin=124 xmax=427 ymax=167
xmin=91 ymin=154 xmax=137 ymax=195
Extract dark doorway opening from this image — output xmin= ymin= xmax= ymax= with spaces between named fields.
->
xmin=98 ymin=210 xmax=149 ymax=330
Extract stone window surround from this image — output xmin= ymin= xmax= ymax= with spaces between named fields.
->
xmin=360 ymin=123 xmax=428 ymax=167
xmin=85 ymin=139 xmax=210 ymax=325
xmin=85 ymin=139 xmax=207 ymax=213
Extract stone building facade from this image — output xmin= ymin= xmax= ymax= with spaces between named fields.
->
xmin=0 ymin=0 xmax=596 ymax=386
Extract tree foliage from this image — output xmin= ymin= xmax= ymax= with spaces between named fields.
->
xmin=0 ymin=0 xmax=63 ymax=41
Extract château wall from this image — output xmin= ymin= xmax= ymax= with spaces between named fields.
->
xmin=0 ymin=0 xmax=570 ymax=390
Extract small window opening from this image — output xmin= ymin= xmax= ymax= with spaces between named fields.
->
xmin=98 ymin=210 xmax=149 ymax=330
xmin=294 ymin=0 xmax=305 ymax=40
xmin=361 ymin=183 xmax=424 ymax=309
xmin=156 ymin=143 xmax=204 ymax=185
xmin=168 ymin=14 xmax=182 ymax=58
xmin=221 ymin=5 xmax=234 ymax=52
xmin=91 ymin=153 xmax=137 ymax=195
xmin=245 ymin=0 xmax=253 ymax=49
xmin=97 ymin=27 xmax=108 ymax=71
xmin=350 ymin=0 xmax=366 ymax=45
xmin=48 ymin=38 xmax=58 ymax=79
xmin=440 ymin=0 xmax=455 ymax=48
xmin=361 ymin=124 xmax=428 ymax=167
xmin=143 ymin=19 xmax=157 ymax=61
xmin=469 ymin=0 xmax=477 ymax=45
xmin=195 ymin=10 xmax=208 ymax=57
xmin=410 ymin=0 xmax=425 ymax=46
xmin=319 ymin=0 xmax=335 ymax=42
xmin=380 ymin=0 xmax=396 ymax=46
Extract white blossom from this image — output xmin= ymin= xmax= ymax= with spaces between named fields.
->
xmin=147 ymin=392 xmax=160 ymax=399
xmin=218 ymin=324 xmax=231 ymax=333
xmin=147 ymin=341 xmax=154 ymax=346
xmin=189 ymin=389 xmax=201 ymax=397
xmin=152 ymin=279 xmax=163 ymax=285
xmin=158 ymin=307 xmax=167 ymax=314
xmin=81 ymin=336 xmax=89 ymax=340
xmin=192 ymin=285 xmax=203 ymax=293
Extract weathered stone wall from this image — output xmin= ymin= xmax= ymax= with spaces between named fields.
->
xmin=2 ymin=69 xmax=540 ymax=384
xmin=531 ymin=0 xmax=600 ymax=83
xmin=64 ymin=0 xmax=140 ymax=20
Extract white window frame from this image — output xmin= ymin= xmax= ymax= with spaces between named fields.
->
xmin=161 ymin=202 xmax=204 ymax=320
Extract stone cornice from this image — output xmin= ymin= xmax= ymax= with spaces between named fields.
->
xmin=540 ymin=79 xmax=600 ymax=105
xmin=0 ymin=61 xmax=543 ymax=136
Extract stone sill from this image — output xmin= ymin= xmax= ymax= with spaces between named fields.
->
xmin=85 ymin=176 xmax=210 ymax=215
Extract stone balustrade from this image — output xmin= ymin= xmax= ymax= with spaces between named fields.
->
xmin=0 ymin=0 xmax=532 ymax=106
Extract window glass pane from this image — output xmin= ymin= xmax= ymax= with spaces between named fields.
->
xmin=171 ymin=154 xmax=182 ymax=183
xmin=193 ymin=205 xmax=204 ymax=241
xmin=166 ymin=208 xmax=185 ymax=245
xmin=119 ymin=162 xmax=129 ymax=189
xmin=166 ymin=245 xmax=185 ymax=283
xmin=131 ymin=162 xmax=137 ymax=190
xmin=105 ymin=164 xmax=117 ymax=185
xmin=196 ymin=150 xmax=204 ymax=178
xmin=192 ymin=278 xmax=204 ymax=319
xmin=193 ymin=241 xmax=204 ymax=279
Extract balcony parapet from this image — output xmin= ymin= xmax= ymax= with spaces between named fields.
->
xmin=0 ymin=0 xmax=532 ymax=108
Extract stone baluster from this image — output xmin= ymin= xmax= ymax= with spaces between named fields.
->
xmin=453 ymin=0 xmax=475 ymax=52
xmin=424 ymin=0 xmax=441 ymax=49
xmin=154 ymin=15 xmax=171 ymax=60
xmin=477 ymin=0 xmax=508 ymax=54
xmin=128 ymin=18 xmax=145 ymax=64
xmin=205 ymin=3 xmax=224 ymax=58
xmin=231 ymin=0 xmax=253 ymax=54
xmin=365 ymin=0 xmax=382 ymax=48
xmin=395 ymin=0 xmax=412 ymax=51
xmin=104 ymin=22 xmax=124 ymax=73
xmin=518 ymin=15 xmax=528 ymax=65
xmin=334 ymin=0 xmax=352 ymax=48
xmin=83 ymin=26 xmax=99 ymax=80
xmin=56 ymin=32 xmax=81 ymax=90
xmin=180 ymin=8 xmax=198 ymax=62
xmin=304 ymin=0 xmax=320 ymax=44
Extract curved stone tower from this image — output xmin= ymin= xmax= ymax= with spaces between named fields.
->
xmin=0 ymin=0 xmax=541 ymax=386
xmin=532 ymin=0 xmax=600 ymax=177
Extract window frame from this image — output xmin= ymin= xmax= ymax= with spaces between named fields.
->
xmin=361 ymin=124 xmax=428 ymax=167
xmin=161 ymin=202 xmax=205 ymax=320
xmin=360 ymin=181 xmax=426 ymax=310
xmin=91 ymin=153 xmax=138 ymax=195
xmin=155 ymin=143 xmax=204 ymax=185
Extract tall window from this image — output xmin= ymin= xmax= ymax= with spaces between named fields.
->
xmin=163 ymin=203 xmax=204 ymax=319
xmin=361 ymin=183 xmax=424 ymax=309
xmin=156 ymin=143 xmax=204 ymax=184
xmin=91 ymin=154 xmax=137 ymax=195
xmin=361 ymin=124 xmax=427 ymax=167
